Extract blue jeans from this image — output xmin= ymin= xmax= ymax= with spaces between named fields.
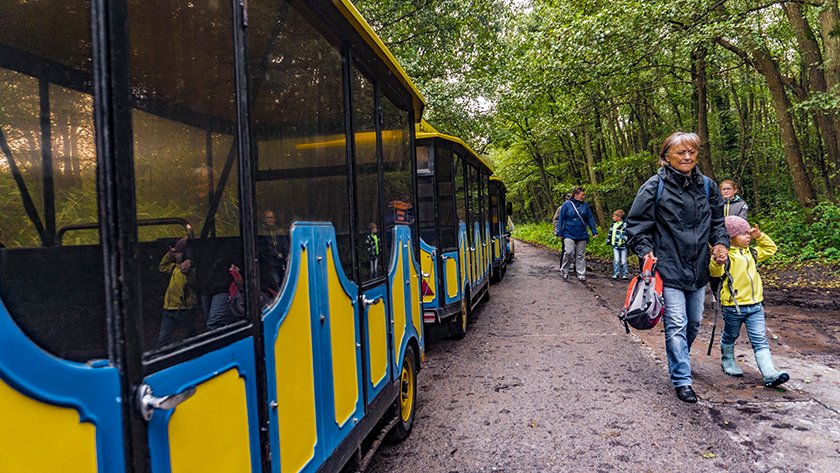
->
xmin=662 ymin=287 xmax=706 ymax=387
xmin=720 ymin=303 xmax=768 ymax=352
xmin=612 ymin=247 xmax=627 ymax=277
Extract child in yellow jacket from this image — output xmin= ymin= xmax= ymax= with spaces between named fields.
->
xmin=710 ymin=216 xmax=789 ymax=388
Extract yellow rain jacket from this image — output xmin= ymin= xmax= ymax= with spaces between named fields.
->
xmin=709 ymin=233 xmax=776 ymax=307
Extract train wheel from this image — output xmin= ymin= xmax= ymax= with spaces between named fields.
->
xmin=449 ymin=294 xmax=468 ymax=340
xmin=388 ymin=344 xmax=417 ymax=442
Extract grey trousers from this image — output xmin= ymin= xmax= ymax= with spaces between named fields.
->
xmin=561 ymin=238 xmax=587 ymax=277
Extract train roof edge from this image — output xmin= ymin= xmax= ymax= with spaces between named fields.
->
xmin=415 ymin=120 xmax=493 ymax=173
xmin=333 ymin=0 xmax=425 ymax=122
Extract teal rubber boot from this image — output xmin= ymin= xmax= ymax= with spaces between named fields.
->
xmin=720 ymin=343 xmax=743 ymax=377
xmin=755 ymin=349 xmax=789 ymax=388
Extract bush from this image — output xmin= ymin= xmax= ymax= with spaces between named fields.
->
xmin=757 ymin=201 xmax=840 ymax=263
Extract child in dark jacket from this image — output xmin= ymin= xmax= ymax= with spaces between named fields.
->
xmin=607 ymin=209 xmax=628 ymax=279
xmin=710 ymin=216 xmax=789 ymax=388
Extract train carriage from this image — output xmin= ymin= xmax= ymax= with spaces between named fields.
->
xmin=488 ymin=176 xmax=513 ymax=281
xmin=0 ymin=1 xmax=425 ymax=472
xmin=415 ymin=121 xmax=494 ymax=339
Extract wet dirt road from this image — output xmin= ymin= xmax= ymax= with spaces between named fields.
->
xmin=368 ymin=241 xmax=840 ymax=473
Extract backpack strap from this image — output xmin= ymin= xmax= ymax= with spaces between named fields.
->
xmin=722 ymin=258 xmax=740 ymax=315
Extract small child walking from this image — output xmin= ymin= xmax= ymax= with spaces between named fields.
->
xmin=710 ymin=216 xmax=789 ymax=388
xmin=607 ymin=209 xmax=628 ymax=279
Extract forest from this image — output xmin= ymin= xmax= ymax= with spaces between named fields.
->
xmin=355 ymin=0 xmax=840 ymax=263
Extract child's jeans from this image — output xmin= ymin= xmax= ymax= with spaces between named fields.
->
xmin=720 ymin=303 xmax=769 ymax=352
xmin=612 ymin=247 xmax=627 ymax=277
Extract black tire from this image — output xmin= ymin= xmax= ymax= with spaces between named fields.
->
xmin=448 ymin=292 xmax=469 ymax=340
xmin=388 ymin=344 xmax=417 ymax=443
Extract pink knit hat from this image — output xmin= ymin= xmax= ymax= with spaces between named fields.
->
xmin=724 ymin=216 xmax=750 ymax=238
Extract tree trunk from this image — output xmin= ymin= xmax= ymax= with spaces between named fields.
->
xmin=753 ymin=48 xmax=817 ymax=207
xmin=691 ymin=47 xmax=716 ymax=180
xmin=786 ymin=2 xmax=840 ymax=194
xmin=718 ymin=39 xmax=817 ymax=207
xmin=583 ymin=122 xmax=606 ymax=229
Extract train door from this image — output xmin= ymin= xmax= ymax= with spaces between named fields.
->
xmin=0 ymin=3 xmax=126 ymax=471
xmin=454 ymin=153 xmax=468 ymax=294
xmin=351 ymin=66 xmax=394 ymax=407
xmin=122 ymin=1 xmax=263 ymax=472
xmin=467 ymin=163 xmax=480 ymax=288
xmin=436 ymin=145 xmax=461 ymax=305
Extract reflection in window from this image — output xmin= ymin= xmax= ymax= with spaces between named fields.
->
xmin=0 ymin=1 xmax=107 ymax=362
xmin=353 ymin=68 xmax=381 ymax=282
xmin=128 ymin=0 xmax=244 ymax=354
xmin=381 ymin=95 xmax=413 ymax=261
xmin=249 ymin=0 xmax=352 ymax=285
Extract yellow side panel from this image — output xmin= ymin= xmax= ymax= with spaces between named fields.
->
xmin=327 ymin=250 xmax=359 ymax=427
xmin=445 ymin=257 xmax=458 ymax=299
xmin=391 ymin=244 xmax=407 ymax=365
xmin=275 ymin=251 xmax=317 ymax=473
xmin=169 ymin=369 xmax=251 ymax=473
xmin=420 ymin=247 xmax=436 ymax=303
xmin=367 ymin=301 xmax=388 ymax=386
xmin=0 ymin=378 xmax=97 ymax=473
xmin=409 ymin=257 xmax=422 ymax=335
xmin=494 ymin=239 xmax=501 ymax=261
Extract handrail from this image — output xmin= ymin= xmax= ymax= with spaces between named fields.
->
xmin=56 ymin=218 xmax=193 ymax=246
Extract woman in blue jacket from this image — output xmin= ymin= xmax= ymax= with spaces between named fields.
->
xmin=555 ymin=187 xmax=599 ymax=281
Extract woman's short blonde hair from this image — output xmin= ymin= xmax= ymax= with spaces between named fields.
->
xmin=659 ymin=132 xmax=700 ymax=165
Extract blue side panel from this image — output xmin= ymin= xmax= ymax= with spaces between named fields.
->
xmin=472 ymin=220 xmax=482 ymax=289
xmin=458 ymin=221 xmax=468 ymax=292
xmin=316 ymin=225 xmax=364 ymax=452
xmin=419 ymin=238 xmax=439 ymax=310
xmin=405 ymin=229 xmax=425 ymax=357
xmin=441 ymin=249 xmax=460 ymax=306
xmin=262 ymin=222 xmax=364 ymax=473
xmin=388 ymin=225 xmax=422 ymax=376
xmin=0 ymin=301 xmax=125 ymax=473
xmin=361 ymin=283 xmax=391 ymax=405
xmin=145 ymin=338 xmax=262 ymax=473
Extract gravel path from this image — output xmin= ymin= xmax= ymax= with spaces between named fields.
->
xmin=367 ymin=241 xmax=834 ymax=472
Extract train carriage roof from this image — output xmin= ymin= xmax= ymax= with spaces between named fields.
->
xmin=415 ymin=120 xmax=493 ymax=173
xmin=0 ymin=0 xmax=424 ymax=128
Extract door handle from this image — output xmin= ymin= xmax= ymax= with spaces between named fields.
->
xmin=363 ymin=296 xmax=383 ymax=306
xmin=137 ymin=384 xmax=196 ymax=421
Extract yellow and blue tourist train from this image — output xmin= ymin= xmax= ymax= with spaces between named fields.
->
xmin=415 ymin=121 xmax=510 ymax=339
xmin=0 ymin=0 xmax=427 ymax=471
xmin=488 ymin=176 xmax=514 ymax=281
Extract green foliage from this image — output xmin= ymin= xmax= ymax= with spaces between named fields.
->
xmin=512 ymin=222 xmax=613 ymax=260
xmin=758 ymin=202 xmax=840 ymax=263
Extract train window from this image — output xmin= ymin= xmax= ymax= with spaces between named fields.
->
xmin=479 ymin=171 xmax=488 ymax=240
xmin=249 ymin=0 xmax=352 ymax=282
xmin=468 ymin=163 xmax=479 ymax=244
xmin=128 ymin=0 xmax=244 ymax=355
xmin=352 ymin=67 xmax=382 ymax=282
xmin=418 ymin=173 xmax=437 ymax=246
xmin=0 ymin=1 xmax=107 ymax=362
xmin=490 ymin=185 xmax=500 ymax=237
xmin=436 ymin=146 xmax=457 ymax=249
xmin=416 ymin=145 xmax=432 ymax=175
xmin=381 ymin=94 xmax=413 ymax=260
xmin=454 ymin=153 xmax=466 ymax=226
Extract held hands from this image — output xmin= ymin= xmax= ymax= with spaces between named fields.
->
xmin=749 ymin=224 xmax=762 ymax=239
xmin=711 ymin=244 xmax=728 ymax=264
